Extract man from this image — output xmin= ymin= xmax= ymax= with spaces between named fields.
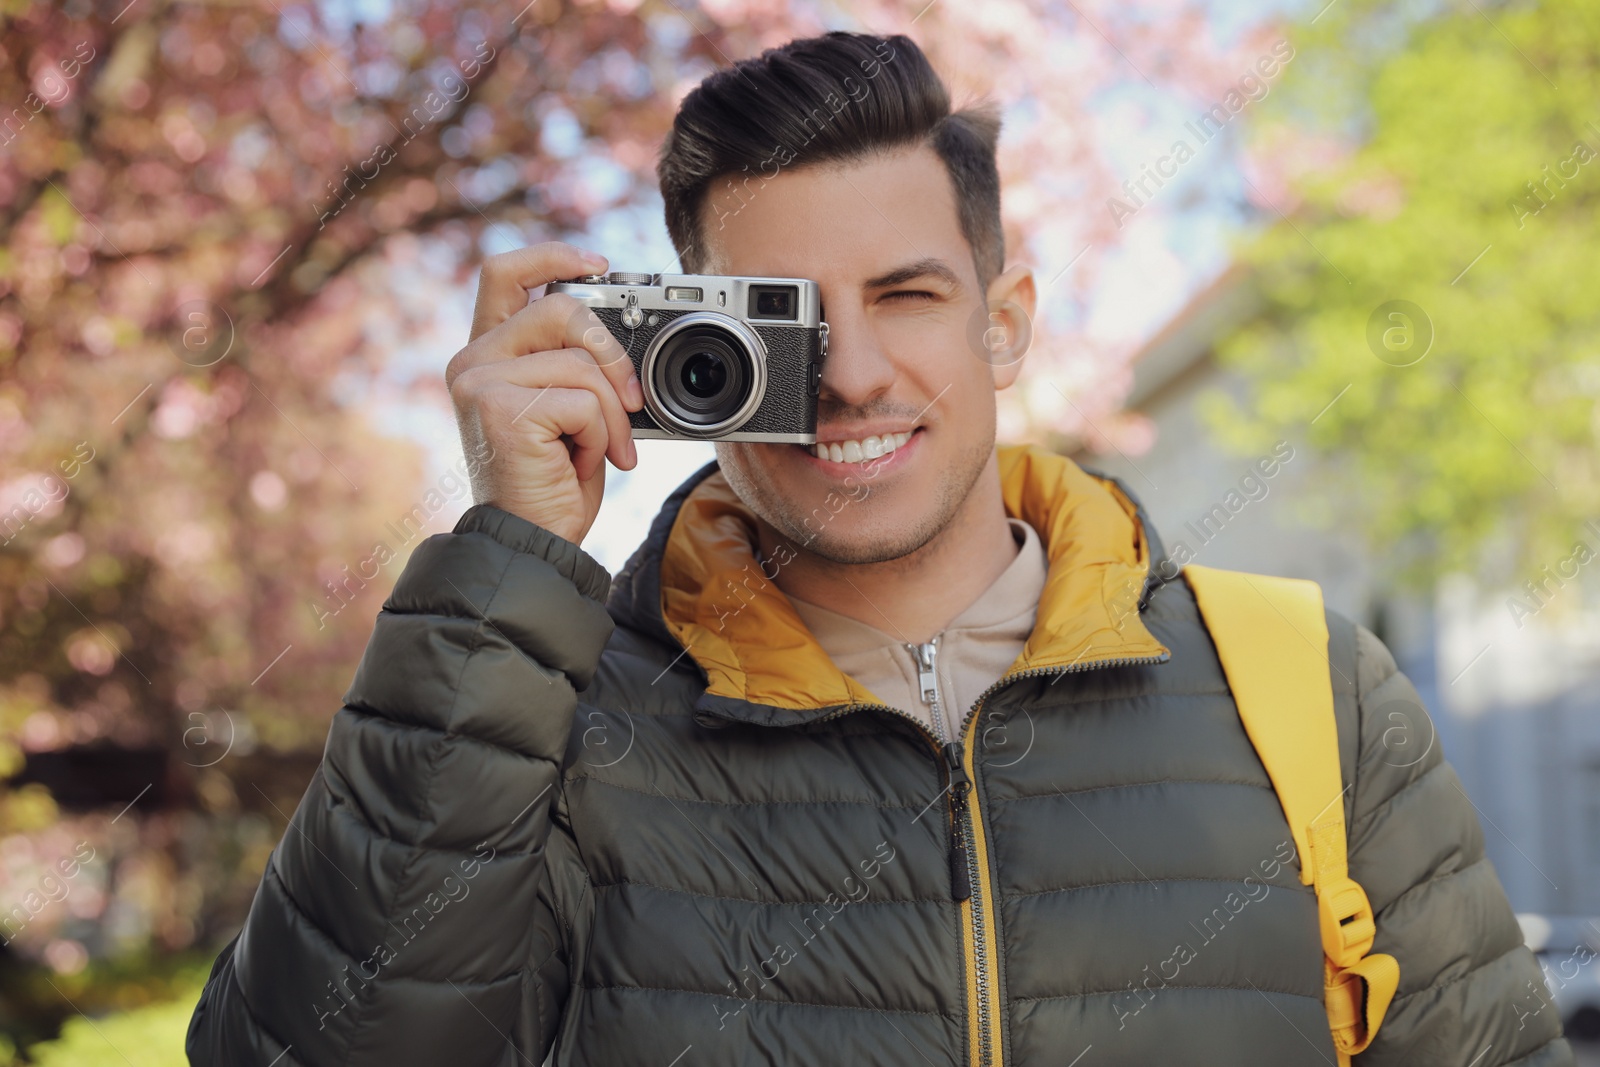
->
xmin=188 ymin=31 xmax=1571 ymax=1067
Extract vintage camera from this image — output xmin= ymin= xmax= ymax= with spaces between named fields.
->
xmin=547 ymin=271 xmax=826 ymax=442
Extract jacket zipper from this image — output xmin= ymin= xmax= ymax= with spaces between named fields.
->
xmin=952 ymin=650 xmax=1171 ymax=1067
xmin=906 ymin=637 xmax=991 ymax=1062
xmin=903 ymin=640 xmax=969 ymax=904
xmin=813 ymin=646 xmax=1171 ymax=1066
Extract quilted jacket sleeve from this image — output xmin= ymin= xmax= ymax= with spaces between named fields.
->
xmin=186 ymin=504 xmax=614 ymax=1067
xmin=1347 ymin=623 xmax=1572 ymax=1066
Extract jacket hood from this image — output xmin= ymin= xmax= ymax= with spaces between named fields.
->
xmin=606 ymin=443 xmax=1172 ymax=727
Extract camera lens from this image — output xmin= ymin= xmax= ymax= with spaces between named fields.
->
xmin=681 ymin=350 xmax=728 ymax=398
xmin=641 ymin=312 xmax=769 ymax=438
xmin=649 ymin=320 xmax=760 ymax=434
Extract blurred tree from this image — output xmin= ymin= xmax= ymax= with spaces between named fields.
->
xmin=1204 ymin=0 xmax=1600 ymax=589
xmin=1 ymin=0 xmax=727 ymax=1042
xmin=0 ymin=0 xmax=1251 ymax=1048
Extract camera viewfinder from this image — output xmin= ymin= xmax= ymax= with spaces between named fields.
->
xmin=749 ymin=285 xmax=797 ymax=320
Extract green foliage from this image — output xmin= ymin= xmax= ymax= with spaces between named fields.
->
xmin=1206 ymin=0 xmax=1600 ymax=588
xmin=24 ymin=981 xmax=204 ymax=1067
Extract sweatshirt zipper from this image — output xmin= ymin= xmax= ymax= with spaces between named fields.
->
xmin=813 ymin=644 xmax=1171 ymax=1067
xmin=908 ymin=637 xmax=947 ymax=745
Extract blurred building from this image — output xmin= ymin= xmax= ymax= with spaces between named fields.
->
xmin=1071 ymin=266 xmax=1600 ymax=917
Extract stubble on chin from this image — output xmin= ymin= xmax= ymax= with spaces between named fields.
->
xmin=715 ymin=437 xmax=993 ymax=567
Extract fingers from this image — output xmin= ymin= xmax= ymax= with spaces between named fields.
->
xmin=525 ymin=386 xmax=611 ymax=482
xmin=452 ymin=242 xmax=647 ymax=489
xmin=469 ymin=241 xmax=608 ymax=345
xmin=449 ymin=290 xmax=645 ymax=419
xmin=474 ymin=381 xmax=611 ymax=483
xmin=455 ymin=347 xmax=637 ymax=471
xmin=506 ymin=296 xmax=645 ymax=414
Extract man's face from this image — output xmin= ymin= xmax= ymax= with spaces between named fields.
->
xmin=704 ymin=143 xmax=1033 ymax=565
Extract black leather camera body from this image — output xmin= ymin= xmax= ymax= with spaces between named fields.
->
xmin=548 ymin=271 xmax=826 ymax=442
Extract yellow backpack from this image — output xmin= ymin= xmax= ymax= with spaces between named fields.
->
xmin=1184 ymin=564 xmax=1401 ymax=1065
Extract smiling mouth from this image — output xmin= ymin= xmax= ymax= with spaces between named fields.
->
xmin=801 ymin=430 xmax=914 ymax=464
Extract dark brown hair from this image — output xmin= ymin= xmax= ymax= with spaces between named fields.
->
xmin=656 ymin=32 xmax=1004 ymax=288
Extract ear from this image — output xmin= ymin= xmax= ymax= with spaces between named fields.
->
xmin=982 ymin=263 xmax=1036 ymax=390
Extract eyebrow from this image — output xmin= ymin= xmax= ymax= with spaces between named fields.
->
xmin=862 ymin=257 xmax=963 ymax=292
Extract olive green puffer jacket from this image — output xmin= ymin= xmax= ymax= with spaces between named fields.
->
xmin=187 ymin=445 xmax=1572 ymax=1066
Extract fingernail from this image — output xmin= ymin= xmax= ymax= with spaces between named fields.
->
xmin=628 ymin=437 xmax=638 ymax=467
xmin=628 ymin=372 xmax=644 ymax=408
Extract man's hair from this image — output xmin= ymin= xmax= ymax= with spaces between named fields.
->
xmin=657 ymin=32 xmax=1005 ymax=289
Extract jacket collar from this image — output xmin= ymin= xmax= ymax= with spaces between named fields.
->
xmin=608 ymin=444 xmax=1172 ymax=728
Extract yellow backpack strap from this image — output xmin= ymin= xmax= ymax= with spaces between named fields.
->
xmin=1183 ymin=563 xmax=1400 ymax=1064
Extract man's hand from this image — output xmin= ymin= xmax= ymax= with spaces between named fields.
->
xmin=447 ymin=242 xmax=646 ymax=545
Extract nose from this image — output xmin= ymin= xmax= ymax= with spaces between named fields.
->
xmin=816 ymin=302 xmax=896 ymax=409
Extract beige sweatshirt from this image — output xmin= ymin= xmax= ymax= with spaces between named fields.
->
xmin=784 ymin=518 xmax=1048 ymax=743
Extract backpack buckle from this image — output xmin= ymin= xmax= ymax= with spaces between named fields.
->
xmin=1323 ymin=951 xmax=1402 ymax=1058
xmin=1318 ymin=876 xmax=1376 ymax=966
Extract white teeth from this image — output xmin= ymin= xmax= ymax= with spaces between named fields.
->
xmin=810 ymin=430 xmax=914 ymax=463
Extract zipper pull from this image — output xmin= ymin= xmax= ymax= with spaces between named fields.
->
xmin=944 ymin=741 xmax=972 ymax=901
xmin=910 ymin=637 xmax=946 ymax=743
xmin=914 ymin=640 xmax=939 ymax=705
xmin=944 ymin=741 xmax=969 ymax=791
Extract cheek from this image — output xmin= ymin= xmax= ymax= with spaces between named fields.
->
xmin=880 ymin=308 xmax=959 ymax=349
xmin=719 ymin=441 xmax=799 ymax=488
xmin=885 ymin=314 xmax=985 ymax=384
xmin=904 ymin=336 xmax=998 ymax=422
